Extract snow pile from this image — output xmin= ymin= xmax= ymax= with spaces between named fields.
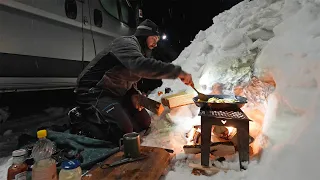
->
xmin=144 ymin=0 xmax=320 ymax=179
xmin=147 ymin=0 xmax=281 ymax=153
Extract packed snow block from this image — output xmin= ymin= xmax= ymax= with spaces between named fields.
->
xmin=221 ymin=30 xmax=244 ymax=50
xmin=212 ymin=83 xmax=224 ymax=94
xmin=201 ymin=42 xmax=214 ymax=55
xmin=249 ymin=39 xmax=267 ymax=51
xmin=195 ymin=30 xmax=206 ymax=41
xmin=161 ymin=92 xmax=195 ymax=109
xmin=230 ymin=14 xmax=244 ymax=29
xmin=257 ymin=8 xmax=278 ymax=19
xmin=259 ymin=17 xmax=282 ymax=31
xmin=254 ymin=69 xmax=276 ymax=87
xmin=268 ymin=0 xmax=284 ymax=11
xmin=239 ymin=19 xmax=251 ymax=28
xmin=247 ymin=28 xmax=274 ymax=41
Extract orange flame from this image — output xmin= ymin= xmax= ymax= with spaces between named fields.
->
xmin=226 ymin=126 xmax=235 ymax=136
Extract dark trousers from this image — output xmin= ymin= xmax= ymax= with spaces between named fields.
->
xmin=72 ymin=89 xmax=151 ymax=143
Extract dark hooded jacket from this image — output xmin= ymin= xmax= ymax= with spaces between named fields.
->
xmin=75 ymin=35 xmax=182 ymax=97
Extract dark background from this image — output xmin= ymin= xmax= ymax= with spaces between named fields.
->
xmin=141 ymin=0 xmax=244 ymax=53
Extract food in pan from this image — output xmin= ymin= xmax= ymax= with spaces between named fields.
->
xmin=197 ymin=97 xmax=239 ymax=103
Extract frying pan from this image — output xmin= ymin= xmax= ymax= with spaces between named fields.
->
xmin=193 ymin=94 xmax=247 ymax=109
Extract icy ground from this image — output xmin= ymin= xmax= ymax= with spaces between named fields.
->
xmin=2 ymin=0 xmax=320 ymax=179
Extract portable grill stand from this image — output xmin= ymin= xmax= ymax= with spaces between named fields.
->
xmin=199 ymin=106 xmax=251 ymax=170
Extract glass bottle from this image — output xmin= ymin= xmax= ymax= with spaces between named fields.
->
xmin=7 ymin=149 xmax=28 ymax=180
xmin=31 ymin=129 xmax=57 ymax=180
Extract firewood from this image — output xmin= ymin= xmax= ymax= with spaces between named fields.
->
xmin=230 ymin=133 xmax=255 ymax=147
xmin=137 ymin=95 xmax=164 ymax=116
xmin=183 ymin=142 xmax=235 ymax=157
xmin=213 ymin=126 xmax=228 ymax=135
xmin=192 ymin=168 xmax=207 ymax=176
xmin=189 ymin=163 xmax=230 ymax=176
xmin=161 ymin=92 xmax=195 ymax=108
xmin=212 ymin=126 xmax=254 ymax=147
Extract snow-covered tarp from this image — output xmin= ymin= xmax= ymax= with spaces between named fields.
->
xmin=2 ymin=0 xmax=320 ymax=179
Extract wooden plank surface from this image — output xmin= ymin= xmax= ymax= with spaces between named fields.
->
xmin=82 ymin=146 xmax=171 ymax=180
xmin=161 ymin=92 xmax=195 ymax=108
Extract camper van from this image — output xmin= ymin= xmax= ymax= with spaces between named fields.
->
xmin=0 ymin=0 xmax=139 ymax=93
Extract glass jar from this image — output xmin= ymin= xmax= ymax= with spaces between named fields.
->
xmin=32 ymin=158 xmax=57 ymax=180
xmin=7 ymin=149 xmax=28 ymax=180
xmin=59 ymin=160 xmax=82 ymax=180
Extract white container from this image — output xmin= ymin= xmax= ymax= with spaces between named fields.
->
xmin=59 ymin=160 xmax=82 ymax=180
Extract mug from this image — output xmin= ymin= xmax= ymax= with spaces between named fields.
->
xmin=119 ymin=132 xmax=141 ymax=158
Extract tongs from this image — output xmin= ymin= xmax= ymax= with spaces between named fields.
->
xmin=190 ymin=84 xmax=209 ymax=101
xmin=100 ymin=155 xmax=148 ymax=169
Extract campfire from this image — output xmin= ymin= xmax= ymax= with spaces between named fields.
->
xmin=161 ymin=74 xmax=275 ymax=171
xmin=186 ymin=125 xmax=237 ymax=146
xmin=184 ymin=75 xmax=276 ymax=159
xmin=184 ymin=124 xmax=254 ymax=157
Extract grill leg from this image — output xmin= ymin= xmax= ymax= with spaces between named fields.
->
xmin=237 ymin=121 xmax=250 ymax=170
xmin=201 ymin=117 xmax=212 ymax=167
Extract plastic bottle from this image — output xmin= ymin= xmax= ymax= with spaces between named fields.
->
xmin=59 ymin=160 xmax=82 ymax=180
xmin=7 ymin=149 xmax=28 ymax=180
xmin=31 ymin=129 xmax=58 ymax=180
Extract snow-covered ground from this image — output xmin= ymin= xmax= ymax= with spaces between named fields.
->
xmin=2 ymin=0 xmax=320 ymax=179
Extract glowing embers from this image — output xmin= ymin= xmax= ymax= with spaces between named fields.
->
xmin=186 ymin=125 xmax=237 ymax=146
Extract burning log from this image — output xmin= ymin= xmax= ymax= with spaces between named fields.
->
xmin=213 ymin=126 xmax=228 ymax=135
xmin=188 ymin=125 xmax=237 ymax=143
xmin=192 ymin=130 xmax=202 ymax=144
xmin=183 ymin=142 xmax=235 ymax=157
xmin=186 ymin=125 xmax=254 ymax=157
xmin=212 ymin=126 xmax=254 ymax=147
xmin=186 ymin=125 xmax=203 ymax=144
xmin=214 ymin=126 xmax=238 ymax=139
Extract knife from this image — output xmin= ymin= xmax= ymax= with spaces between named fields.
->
xmin=100 ymin=155 xmax=148 ymax=169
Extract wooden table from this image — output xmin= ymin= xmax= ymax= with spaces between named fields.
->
xmin=82 ymin=146 xmax=172 ymax=180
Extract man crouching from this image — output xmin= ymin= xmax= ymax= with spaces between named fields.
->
xmin=71 ymin=19 xmax=193 ymax=143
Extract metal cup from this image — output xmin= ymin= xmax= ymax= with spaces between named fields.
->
xmin=119 ymin=132 xmax=141 ymax=158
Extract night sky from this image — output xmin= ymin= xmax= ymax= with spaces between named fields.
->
xmin=141 ymin=0 xmax=244 ymax=53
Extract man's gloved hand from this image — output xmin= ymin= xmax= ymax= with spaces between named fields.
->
xmin=131 ymin=94 xmax=145 ymax=111
xmin=178 ymin=71 xmax=194 ymax=86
